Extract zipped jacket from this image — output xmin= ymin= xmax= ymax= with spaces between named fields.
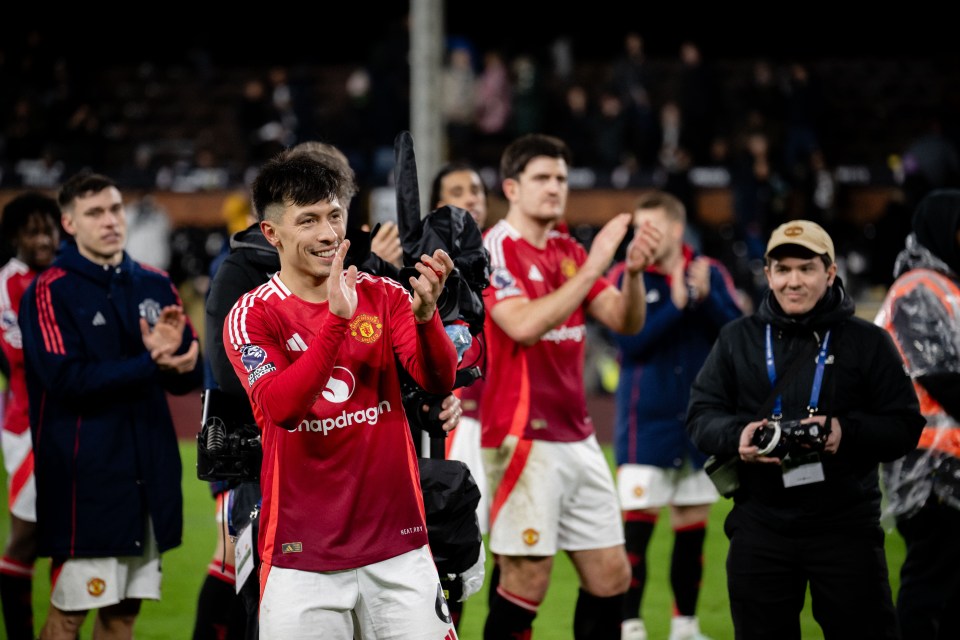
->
xmin=687 ymin=279 xmax=924 ymax=532
xmin=20 ymin=241 xmax=202 ymax=557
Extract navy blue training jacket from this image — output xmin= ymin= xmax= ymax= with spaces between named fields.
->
xmin=19 ymin=241 xmax=202 ymax=558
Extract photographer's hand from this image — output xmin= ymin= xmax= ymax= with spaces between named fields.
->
xmin=740 ymin=419 xmax=782 ymax=464
xmin=410 ymin=249 xmax=454 ymax=323
xmin=805 ymin=415 xmax=841 ymax=454
xmin=367 ymin=221 xmax=403 ymax=268
xmin=428 ymin=393 xmax=462 ymax=433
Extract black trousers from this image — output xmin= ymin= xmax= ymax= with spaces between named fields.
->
xmin=724 ymin=508 xmax=899 ymax=640
xmin=895 ymin=498 xmax=960 ymax=640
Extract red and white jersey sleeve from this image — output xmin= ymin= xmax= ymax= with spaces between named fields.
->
xmin=480 ymin=220 xmax=611 ymax=447
xmin=223 ymin=272 xmax=457 ymax=572
xmin=0 ymin=258 xmax=36 ymax=436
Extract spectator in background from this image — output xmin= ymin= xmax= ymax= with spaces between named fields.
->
xmin=654 ymin=100 xmax=697 ymax=215
xmin=236 ymin=77 xmax=287 ymax=169
xmin=551 ymin=83 xmax=596 ymax=169
xmin=266 ymin=65 xmax=303 ymax=148
xmin=510 ymin=55 xmax=545 ymax=137
xmin=686 ymin=219 xmax=924 ymax=639
xmin=480 ymin=133 xmax=661 ymax=639
xmin=675 ymin=40 xmax=719 ymax=167
xmin=0 ymin=192 xmax=60 ymax=640
xmin=19 ymin=171 xmax=202 ymax=639
xmin=735 ymin=59 xmax=784 ymax=144
xmin=3 ymin=97 xmax=47 ymax=168
xmin=610 ymin=32 xmax=656 ymax=168
xmin=474 ymin=49 xmax=513 ymax=166
xmin=593 ymin=88 xmax=629 ymax=174
xmin=781 ymin=63 xmax=825 ymax=182
xmin=442 ymin=39 xmax=478 ymax=162
xmin=611 ymin=191 xmax=742 ymax=640
xmin=366 ymin=12 xmax=411 ymax=179
xmin=901 ymin=111 xmax=960 ymax=208
xmin=729 ymin=128 xmax=789 ymax=301
xmin=124 ymin=192 xmax=172 ymax=271
xmin=875 ymin=189 xmax=960 ymax=640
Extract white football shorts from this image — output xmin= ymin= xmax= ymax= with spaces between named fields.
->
xmin=616 ymin=463 xmax=719 ymax=511
xmin=484 ymin=434 xmax=624 ymax=556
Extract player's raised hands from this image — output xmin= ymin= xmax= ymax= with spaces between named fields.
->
xmin=141 ymin=305 xmax=187 ymax=359
xmin=626 ymin=219 xmax=662 ymax=274
xmin=329 ymin=239 xmax=358 ymax=319
xmin=410 ymin=248 xmax=454 ymax=323
xmin=584 ymin=212 xmax=633 ymax=277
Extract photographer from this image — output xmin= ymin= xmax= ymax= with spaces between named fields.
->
xmin=686 ymin=220 xmax=924 ymax=639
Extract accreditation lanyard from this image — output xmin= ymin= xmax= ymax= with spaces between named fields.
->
xmin=765 ymin=324 xmax=832 ymax=420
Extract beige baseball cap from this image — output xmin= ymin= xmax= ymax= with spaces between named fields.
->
xmin=765 ymin=220 xmax=835 ymax=262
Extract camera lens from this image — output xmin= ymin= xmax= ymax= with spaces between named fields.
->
xmin=752 ymin=422 xmax=782 ymax=456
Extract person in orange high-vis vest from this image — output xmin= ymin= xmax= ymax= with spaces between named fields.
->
xmin=875 ymin=188 xmax=960 ymax=640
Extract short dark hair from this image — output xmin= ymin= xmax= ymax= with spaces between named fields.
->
xmin=429 ymin=161 xmax=483 ymax=210
xmin=287 ymin=141 xmax=358 ymax=208
xmin=58 ymin=171 xmax=117 ymax=210
xmin=251 ymin=151 xmax=355 ymax=222
xmin=1 ymin=192 xmax=60 ymax=243
xmin=499 ymin=134 xmax=572 ymax=182
xmin=634 ymin=190 xmax=686 ymax=224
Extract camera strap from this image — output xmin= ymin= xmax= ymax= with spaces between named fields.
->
xmin=758 ymin=326 xmax=822 ymax=420
xmin=764 ymin=324 xmax=831 ymax=419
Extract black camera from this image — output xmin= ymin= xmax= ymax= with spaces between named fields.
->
xmin=196 ymin=388 xmax=263 ymax=482
xmin=752 ymin=418 xmax=830 ymax=459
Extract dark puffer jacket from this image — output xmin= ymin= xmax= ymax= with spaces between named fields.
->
xmin=686 ymin=278 xmax=925 ymax=532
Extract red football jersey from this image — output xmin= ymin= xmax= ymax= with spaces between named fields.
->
xmin=480 ymin=220 xmax=610 ymax=447
xmin=224 ymin=272 xmax=457 ymax=571
xmin=0 ymin=258 xmax=37 ymax=436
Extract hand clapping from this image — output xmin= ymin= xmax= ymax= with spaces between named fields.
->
xmin=140 ymin=305 xmax=199 ymax=373
xmin=410 ymin=249 xmax=454 ymax=323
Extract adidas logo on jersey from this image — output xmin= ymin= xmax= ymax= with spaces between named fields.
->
xmin=286 ymin=333 xmax=308 ymax=351
xmin=92 ymin=312 xmax=106 ymax=326
xmin=528 ymin=264 xmax=544 ymax=281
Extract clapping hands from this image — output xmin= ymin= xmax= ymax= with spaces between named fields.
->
xmin=140 ymin=305 xmax=199 ymax=373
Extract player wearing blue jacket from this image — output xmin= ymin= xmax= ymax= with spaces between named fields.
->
xmin=608 ymin=191 xmax=742 ymax=640
xmin=19 ymin=171 xmax=201 ymax=639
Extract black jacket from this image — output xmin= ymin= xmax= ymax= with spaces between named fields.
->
xmin=686 ymin=278 xmax=924 ymax=532
xmin=206 ymin=224 xmax=280 ymax=398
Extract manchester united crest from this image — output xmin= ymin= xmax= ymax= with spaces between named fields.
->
xmin=87 ymin=577 xmax=106 ymax=596
xmin=349 ymin=314 xmax=382 ymax=344
xmin=561 ymin=258 xmax=578 ymax=279
xmin=522 ymin=528 xmax=540 ymax=546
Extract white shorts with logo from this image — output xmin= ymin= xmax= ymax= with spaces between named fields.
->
xmin=1 ymin=427 xmax=36 ymax=522
xmin=259 ymin=544 xmax=458 ymax=640
xmin=616 ymin=463 xmax=719 ymax=511
xmin=483 ymin=434 xmax=624 ymax=557
xmin=50 ymin=531 xmax=161 ymax=611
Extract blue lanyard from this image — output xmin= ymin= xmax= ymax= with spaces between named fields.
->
xmin=764 ymin=324 xmax=832 ymax=419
